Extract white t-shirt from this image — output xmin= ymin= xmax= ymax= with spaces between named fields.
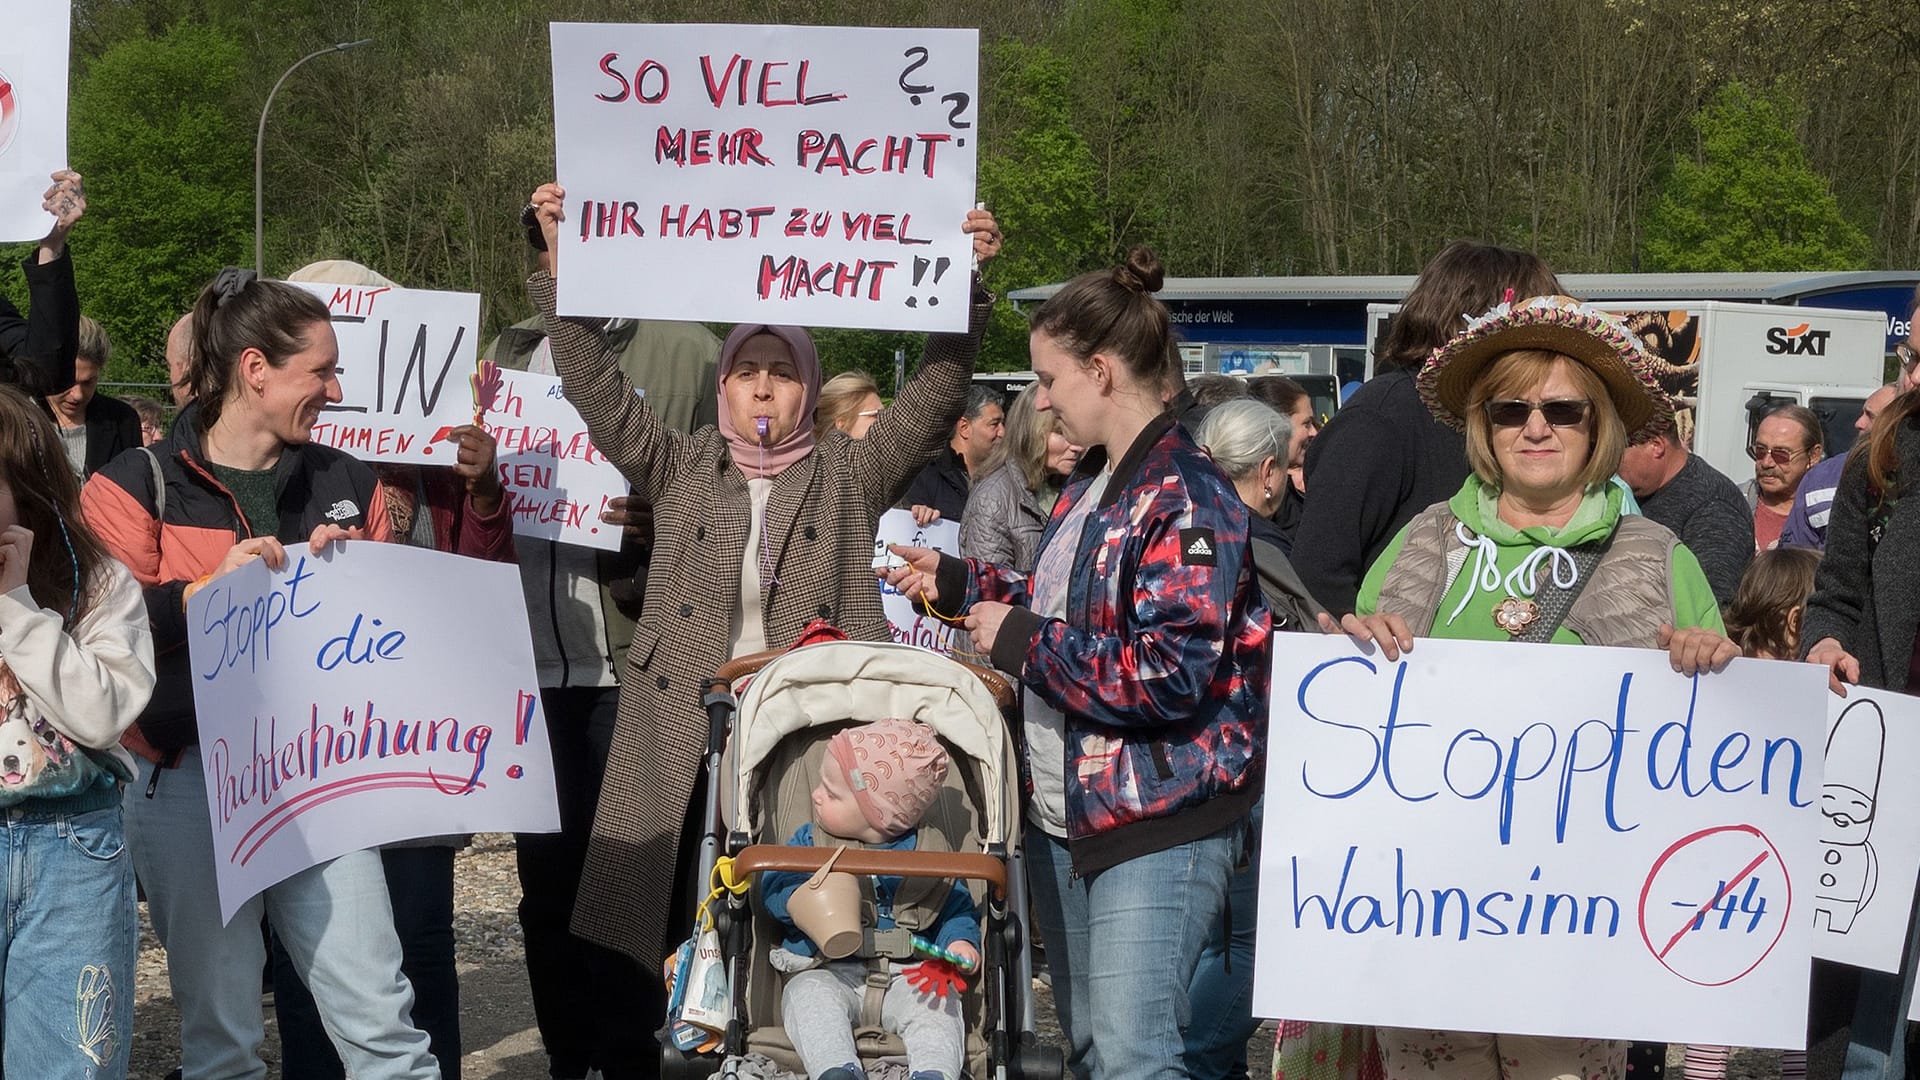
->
xmin=1022 ymin=469 xmax=1110 ymax=838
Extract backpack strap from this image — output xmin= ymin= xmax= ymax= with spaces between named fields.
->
xmin=140 ymin=447 xmax=166 ymax=522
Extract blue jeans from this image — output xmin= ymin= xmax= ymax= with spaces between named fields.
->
xmin=1028 ymin=821 xmax=1239 ymax=1080
xmin=1184 ymin=800 xmax=1261 ymax=1080
xmin=1841 ymin=881 xmax=1920 ymax=1080
xmin=272 ymin=846 xmax=462 ymax=1080
xmin=126 ymin=748 xmax=438 ymax=1080
xmin=0 ymin=803 xmax=136 ymax=1077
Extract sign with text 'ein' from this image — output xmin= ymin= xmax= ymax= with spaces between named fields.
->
xmin=294 ymin=283 xmax=484 ymax=466
xmin=1253 ymin=636 xmax=1827 ymax=1049
xmin=186 ymin=543 xmax=558 ymax=923
xmin=550 ymin=23 xmax=979 ymax=332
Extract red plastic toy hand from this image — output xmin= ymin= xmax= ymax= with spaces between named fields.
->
xmin=903 ymin=959 xmax=968 ymax=998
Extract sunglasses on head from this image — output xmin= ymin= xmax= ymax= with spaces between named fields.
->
xmin=1483 ymin=398 xmax=1593 ymax=428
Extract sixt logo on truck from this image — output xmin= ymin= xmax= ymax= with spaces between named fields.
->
xmin=1765 ymin=322 xmax=1833 ymax=356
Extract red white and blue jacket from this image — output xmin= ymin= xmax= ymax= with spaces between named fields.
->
xmin=935 ymin=412 xmax=1270 ymax=874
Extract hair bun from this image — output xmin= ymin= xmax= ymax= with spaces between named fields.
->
xmin=1112 ymin=246 xmax=1165 ymax=295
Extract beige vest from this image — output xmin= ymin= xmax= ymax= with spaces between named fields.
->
xmin=1376 ymin=504 xmax=1679 ymax=648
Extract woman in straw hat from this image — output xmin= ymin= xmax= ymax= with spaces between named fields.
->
xmin=1325 ymin=295 xmax=1739 ymax=1080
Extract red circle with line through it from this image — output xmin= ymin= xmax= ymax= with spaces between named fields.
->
xmin=1637 ymin=824 xmax=1791 ymax=987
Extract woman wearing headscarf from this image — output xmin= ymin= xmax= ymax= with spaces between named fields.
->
xmin=521 ymin=183 xmax=1002 ymax=983
xmin=1331 ymin=295 xmax=1737 ymax=1080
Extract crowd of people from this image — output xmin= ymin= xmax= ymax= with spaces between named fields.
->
xmin=0 ymin=160 xmax=1913 ymax=1080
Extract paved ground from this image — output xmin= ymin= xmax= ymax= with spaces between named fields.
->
xmin=129 ymin=835 xmax=1809 ymax=1079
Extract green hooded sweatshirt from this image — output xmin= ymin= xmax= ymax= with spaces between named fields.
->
xmin=1356 ymin=476 xmax=1724 ymax=643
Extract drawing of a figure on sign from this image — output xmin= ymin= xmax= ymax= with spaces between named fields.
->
xmin=1816 ymin=699 xmax=1884 ymax=934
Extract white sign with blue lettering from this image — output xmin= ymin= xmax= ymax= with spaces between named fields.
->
xmin=1252 ymin=637 xmax=1827 ymax=1048
xmin=186 ymin=543 xmax=559 ymax=924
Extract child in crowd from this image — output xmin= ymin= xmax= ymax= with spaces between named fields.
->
xmin=0 ymin=386 xmax=155 ymax=1076
xmin=763 ymin=718 xmax=981 ymax=1080
xmin=1682 ymin=544 xmax=1821 ymax=1080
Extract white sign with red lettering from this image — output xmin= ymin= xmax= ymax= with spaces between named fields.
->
xmin=295 ymin=283 xmax=484 ymax=466
xmin=486 ymin=368 xmax=627 ymax=551
xmin=0 ymin=2 xmax=71 ymax=242
xmin=549 ymin=23 xmax=978 ymax=332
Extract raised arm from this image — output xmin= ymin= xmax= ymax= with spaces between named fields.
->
xmin=526 ymin=183 xmax=689 ymax=505
xmin=849 ymin=210 xmax=1001 ymax=515
xmin=0 ymin=172 xmax=86 ymax=395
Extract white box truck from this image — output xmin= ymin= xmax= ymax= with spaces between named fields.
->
xmin=1365 ymin=300 xmax=1888 ymax=481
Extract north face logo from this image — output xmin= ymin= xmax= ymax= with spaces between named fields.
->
xmin=1179 ymin=528 xmax=1217 ymax=567
xmin=323 ymin=499 xmax=360 ymax=522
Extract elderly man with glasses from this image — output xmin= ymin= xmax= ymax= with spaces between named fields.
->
xmin=1740 ymin=403 xmax=1824 ymax=551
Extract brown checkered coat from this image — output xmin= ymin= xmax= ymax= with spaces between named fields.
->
xmin=530 ymin=273 xmax=990 ymax=964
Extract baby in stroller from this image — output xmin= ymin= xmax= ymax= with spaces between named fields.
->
xmin=763 ymin=719 xmax=980 ymax=1080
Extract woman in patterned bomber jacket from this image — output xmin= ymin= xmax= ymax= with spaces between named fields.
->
xmin=887 ymin=247 xmax=1270 ymax=1080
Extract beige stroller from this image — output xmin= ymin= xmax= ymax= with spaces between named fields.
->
xmin=661 ymin=639 xmax=1061 ymax=1080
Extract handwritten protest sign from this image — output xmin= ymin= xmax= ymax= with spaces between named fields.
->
xmin=186 ymin=543 xmax=558 ymax=923
xmin=873 ymin=509 xmax=963 ymax=656
xmin=0 ymin=2 xmax=70 ymax=242
xmin=550 ymin=23 xmax=979 ymax=332
xmin=487 ymin=368 xmax=626 ymax=551
xmin=295 ymin=283 xmax=484 ymax=466
xmin=1253 ymin=637 xmax=1827 ymax=1048
xmin=1811 ymin=687 xmax=1920 ymax=974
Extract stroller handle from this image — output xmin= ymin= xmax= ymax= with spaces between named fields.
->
xmin=733 ymin=844 xmax=1007 ymax=894
xmin=709 ymin=648 xmax=1018 ymax=708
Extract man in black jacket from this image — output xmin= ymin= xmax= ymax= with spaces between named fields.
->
xmin=899 ymin=382 xmax=1004 ymax=521
xmin=43 ymin=315 xmax=140 ymax=478
xmin=0 ymin=170 xmax=85 ymax=395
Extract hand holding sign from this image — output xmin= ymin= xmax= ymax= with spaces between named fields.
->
xmin=38 ymin=169 xmax=82 ymax=257
xmin=440 ymin=424 xmax=504 ymax=514
xmin=1806 ymin=636 xmax=1861 ymax=697
xmin=1658 ymin=623 xmax=1742 ymax=675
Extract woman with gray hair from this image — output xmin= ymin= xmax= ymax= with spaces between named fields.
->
xmin=959 ymin=381 xmax=1082 ymax=573
xmin=1195 ymin=400 xmax=1322 ymax=631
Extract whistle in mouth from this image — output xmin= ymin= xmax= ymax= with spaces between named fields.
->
xmin=756 ymin=416 xmax=771 ymax=441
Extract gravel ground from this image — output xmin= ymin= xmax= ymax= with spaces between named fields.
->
xmin=128 ymin=836 xmax=1803 ymax=1079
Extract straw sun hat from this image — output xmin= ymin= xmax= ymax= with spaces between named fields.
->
xmin=1416 ymin=295 xmax=1673 ymax=441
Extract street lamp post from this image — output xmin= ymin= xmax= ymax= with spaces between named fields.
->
xmin=254 ymin=39 xmax=373 ymax=275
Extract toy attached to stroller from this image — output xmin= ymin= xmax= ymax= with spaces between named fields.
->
xmin=661 ymin=640 xmax=1061 ymax=1080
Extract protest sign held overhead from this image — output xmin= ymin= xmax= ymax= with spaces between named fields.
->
xmin=550 ymin=23 xmax=979 ymax=332
xmin=185 ymin=543 xmax=559 ymax=924
xmin=0 ymin=2 xmax=70 ymax=243
xmin=1253 ymin=636 xmax=1828 ymax=1049
xmin=294 ymin=282 xmax=485 ymax=466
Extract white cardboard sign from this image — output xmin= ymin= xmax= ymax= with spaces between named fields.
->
xmin=296 ymin=283 xmax=485 ymax=466
xmin=186 ymin=543 xmax=559 ymax=923
xmin=1253 ymin=636 xmax=1827 ymax=1048
xmin=487 ymin=368 xmax=627 ymax=551
xmin=873 ymin=508 xmax=963 ymax=656
xmin=0 ymin=2 xmax=71 ymax=243
xmin=550 ymin=23 xmax=979 ymax=332
xmin=1812 ymin=687 xmax=1920 ymax=974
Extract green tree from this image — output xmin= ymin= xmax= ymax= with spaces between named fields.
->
xmin=67 ymin=22 xmax=253 ymax=384
xmin=975 ymin=41 xmax=1104 ymax=370
xmin=1642 ymin=82 xmax=1869 ymax=273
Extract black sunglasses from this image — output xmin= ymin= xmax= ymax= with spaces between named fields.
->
xmin=1484 ymin=398 xmax=1593 ymax=428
